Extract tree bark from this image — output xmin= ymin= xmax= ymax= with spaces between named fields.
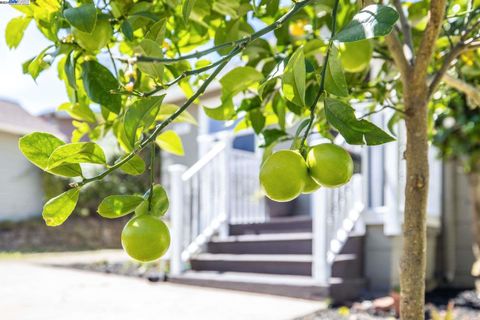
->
xmin=467 ymin=170 xmax=480 ymax=292
xmin=400 ymin=79 xmax=430 ymax=320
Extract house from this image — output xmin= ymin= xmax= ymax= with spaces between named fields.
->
xmin=160 ymin=92 xmax=477 ymax=301
xmin=0 ymin=99 xmax=65 ymax=221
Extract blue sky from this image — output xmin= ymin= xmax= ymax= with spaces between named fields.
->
xmin=0 ymin=6 xmax=67 ymax=115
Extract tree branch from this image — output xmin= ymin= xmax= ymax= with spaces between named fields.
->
xmin=393 ymin=0 xmax=414 ymax=62
xmin=117 ymin=0 xmax=314 ymax=64
xmin=384 ymin=30 xmax=412 ymax=81
xmin=428 ymin=41 xmax=480 ymax=97
xmin=414 ymin=0 xmax=447 ymax=82
xmin=443 ymin=74 xmax=480 ymax=107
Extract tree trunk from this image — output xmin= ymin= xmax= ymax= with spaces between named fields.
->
xmin=467 ymin=170 xmax=480 ymax=292
xmin=400 ymin=80 xmax=430 ymax=320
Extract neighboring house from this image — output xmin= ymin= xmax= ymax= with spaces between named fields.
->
xmin=0 ymin=99 xmax=65 ymax=221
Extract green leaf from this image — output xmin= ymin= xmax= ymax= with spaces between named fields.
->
xmin=282 ymin=47 xmax=306 ymax=107
xmin=97 ymin=195 xmax=144 ymax=219
xmin=324 ymin=98 xmax=395 ymax=145
xmin=64 ymin=4 xmax=97 ymax=33
xmin=334 ymin=5 xmax=399 ymax=42
xmin=325 ymin=46 xmax=348 ymax=97
xmin=220 ymin=66 xmax=264 ymax=98
xmin=214 ymin=19 xmax=252 ymax=55
xmin=260 ymin=128 xmax=288 ymax=147
xmin=119 ymin=155 xmax=146 ymax=176
xmin=212 ymin=0 xmax=241 ymax=19
xmin=5 ymin=16 xmax=32 ymax=49
xmin=203 ymin=99 xmax=236 ymax=121
xmin=64 ymin=50 xmax=77 ymax=89
xmin=249 ymin=109 xmax=266 ymax=134
xmin=124 ymin=95 xmax=165 ymax=147
xmin=156 ymin=104 xmax=197 ymax=125
xmin=58 ymin=102 xmax=96 ymax=123
xmin=42 ymin=188 xmax=80 ymax=227
xmin=156 ymin=130 xmax=184 ymax=156
xmin=135 ymin=185 xmax=169 ymax=217
xmin=121 ymin=20 xmax=134 ymax=41
xmin=47 ymin=142 xmax=107 ymax=170
xmin=82 ymin=60 xmax=121 ymax=114
xmin=135 ymin=39 xmax=164 ymax=79
xmin=26 ymin=46 xmax=51 ymax=80
xmin=145 ymin=19 xmax=166 ymax=43
xmin=18 ymin=132 xmax=82 ymax=177
xmin=183 ymin=0 xmax=197 ymax=23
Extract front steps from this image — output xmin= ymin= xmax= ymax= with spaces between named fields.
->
xmin=168 ymin=218 xmax=366 ymax=302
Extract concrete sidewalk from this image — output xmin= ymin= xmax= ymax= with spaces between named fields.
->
xmin=0 ymin=252 xmax=323 ymax=320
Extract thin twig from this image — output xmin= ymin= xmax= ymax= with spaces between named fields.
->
xmin=359 ymin=104 xmax=405 ymax=119
xmin=142 ymin=49 xmax=240 ymax=97
xmin=393 ymin=0 xmax=414 ymax=63
xmin=299 ymin=0 xmax=340 ymax=153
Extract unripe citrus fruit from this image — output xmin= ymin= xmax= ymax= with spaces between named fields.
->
xmin=339 ymin=40 xmax=373 ymax=73
xmin=121 ymin=215 xmax=170 ymax=262
xmin=73 ymin=16 xmax=112 ymax=52
xmin=260 ymin=150 xmax=308 ymax=202
xmin=306 ymin=144 xmax=353 ymax=188
xmin=302 ymin=174 xmax=321 ymax=194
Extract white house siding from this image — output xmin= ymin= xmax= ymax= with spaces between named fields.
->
xmin=443 ymin=161 xmax=476 ymax=288
xmin=0 ymin=131 xmax=44 ymax=221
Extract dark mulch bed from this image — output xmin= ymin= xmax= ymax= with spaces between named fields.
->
xmin=301 ymin=289 xmax=480 ymax=319
xmin=59 ymin=260 xmax=168 ymax=282
xmin=0 ymin=215 xmax=126 ymax=252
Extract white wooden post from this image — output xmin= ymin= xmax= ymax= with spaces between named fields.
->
xmin=218 ymin=132 xmax=232 ymax=238
xmin=169 ymin=164 xmax=186 ymax=276
xmin=312 ymin=188 xmax=330 ymax=285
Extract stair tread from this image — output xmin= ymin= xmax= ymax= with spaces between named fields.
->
xmin=192 ymin=253 xmax=356 ymax=262
xmin=230 ymin=217 xmax=312 ymax=225
xmin=172 ymin=271 xmax=363 ymax=286
xmin=211 ymin=232 xmax=312 ymax=243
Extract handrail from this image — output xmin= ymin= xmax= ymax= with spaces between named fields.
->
xmin=182 ymin=141 xmax=226 ymax=181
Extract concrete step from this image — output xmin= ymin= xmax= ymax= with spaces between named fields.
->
xmin=190 ymin=253 xmax=362 ymax=278
xmin=208 ymin=233 xmax=312 ymax=255
xmin=168 ymin=271 xmax=366 ymax=302
xmin=229 ymin=217 xmax=312 ymax=235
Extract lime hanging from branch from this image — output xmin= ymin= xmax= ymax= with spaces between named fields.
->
xmin=339 ymin=40 xmax=373 ymax=73
xmin=260 ymin=150 xmax=309 ymax=202
xmin=306 ymin=143 xmax=353 ymax=188
xmin=121 ymin=215 xmax=170 ymax=262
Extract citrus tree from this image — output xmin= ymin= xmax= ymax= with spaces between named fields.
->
xmin=4 ymin=0 xmax=480 ymax=319
xmin=432 ymin=49 xmax=480 ymax=292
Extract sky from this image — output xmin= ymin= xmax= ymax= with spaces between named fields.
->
xmin=0 ymin=6 xmax=67 ymax=115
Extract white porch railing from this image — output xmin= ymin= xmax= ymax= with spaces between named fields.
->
xmin=169 ymin=132 xmax=266 ymax=275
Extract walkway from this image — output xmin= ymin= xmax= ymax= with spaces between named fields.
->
xmin=0 ymin=251 xmax=323 ymax=320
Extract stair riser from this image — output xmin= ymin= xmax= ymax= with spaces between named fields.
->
xmin=207 ymin=239 xmax=312 ymax=255
xmin=331 ymin=259 xmax=363 ymax=279
xmin=339 ymin=236 xmax=364 ymax=255
xmin=191 ymin=260 xmax=312 ymax=276
xmin=229 ymin=220 xmax=312 ymax=235
xmin=191 ymin=259 xmax=363 ymax=278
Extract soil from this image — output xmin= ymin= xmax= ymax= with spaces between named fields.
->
xmin=0 ymin=215 xmax=126 ymax=252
